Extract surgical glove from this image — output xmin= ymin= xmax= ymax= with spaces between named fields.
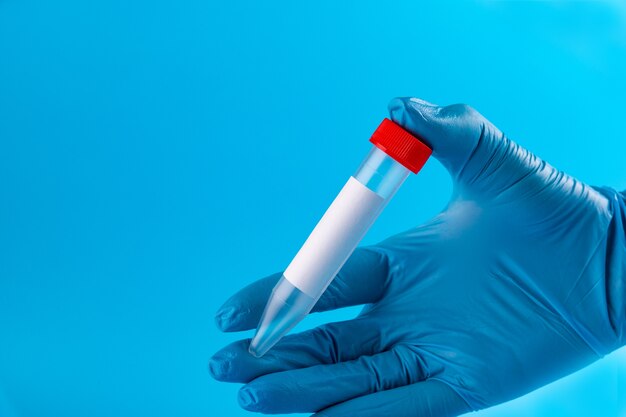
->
xmin=209 ymin=98 xmax=626 ymax=417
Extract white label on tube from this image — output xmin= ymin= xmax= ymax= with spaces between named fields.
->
xmin=283 ymin=176 xmax=385 ymax=298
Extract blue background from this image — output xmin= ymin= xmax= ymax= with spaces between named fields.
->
xmin=1 ymin=1 xmax=625 ymax=416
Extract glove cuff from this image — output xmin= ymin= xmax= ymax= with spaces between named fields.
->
xmin=605 ymin=187 xmax=626 ymax=347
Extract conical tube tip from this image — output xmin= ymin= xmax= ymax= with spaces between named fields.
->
xmin=248 ymin=276 xmax=315 ymax=357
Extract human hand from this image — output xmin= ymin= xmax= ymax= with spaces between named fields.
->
xmin=209 ymin=98 xmax=625 ymax=416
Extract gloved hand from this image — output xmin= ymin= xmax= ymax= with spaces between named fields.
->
xmin=209 ymin=98 xmax=626 ymax=417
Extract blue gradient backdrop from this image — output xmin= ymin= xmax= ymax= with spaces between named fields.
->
xmin=1 ymin=1 xmax=625 ymax=416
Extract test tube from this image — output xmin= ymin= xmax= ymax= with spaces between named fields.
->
xmin=249 ymin=118 xmax=431 ymax=357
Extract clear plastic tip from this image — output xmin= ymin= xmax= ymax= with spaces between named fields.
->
xmin=249 ymin=276 xmax=316 ymax=358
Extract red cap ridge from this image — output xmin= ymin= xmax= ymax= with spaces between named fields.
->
xmin=369 ymin=118 xmax=432 ymax=174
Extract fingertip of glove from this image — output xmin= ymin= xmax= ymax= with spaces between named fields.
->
xmin=387 ymin=97 xmax=441 ymax=135
xmin=387 ymin=97 xmax=410 ymax=125
xmin=215 ymin=304 xmax=245 ymax=331
xmin=388 ymin=96 xmax=438 ymax=115
xmin=214 ymin=307 xmax=231 ymax=331
xmin=207 ymin=354 xmax=230 ymax=381
xmin=238 ymin=387 xmax=260 ymax=411
xmin=209 ymin=339 xmax=259 ymax=382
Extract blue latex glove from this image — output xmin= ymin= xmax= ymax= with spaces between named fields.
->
xmin=209 ymin=98 xmax=626 ymax=416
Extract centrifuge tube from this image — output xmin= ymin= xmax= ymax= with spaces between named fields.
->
xmin=249 ymin=118 xmax=432 ymax=357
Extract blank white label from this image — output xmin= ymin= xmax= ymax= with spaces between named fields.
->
xmin=283 ymin=176 xmax=385 ymax=298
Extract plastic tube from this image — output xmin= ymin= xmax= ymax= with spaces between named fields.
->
xmin=249 ymin=118 xmax=431 ymax=357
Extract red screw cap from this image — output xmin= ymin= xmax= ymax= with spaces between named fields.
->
xmin=369 ymin=118 xmax=432 ymax=174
